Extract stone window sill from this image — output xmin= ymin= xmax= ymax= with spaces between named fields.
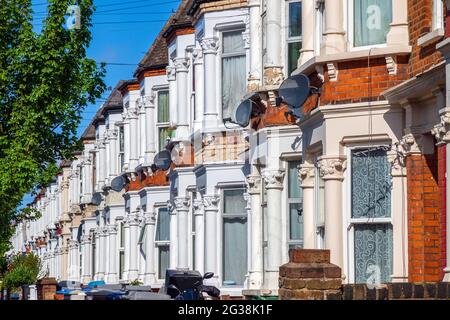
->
xmin=417 ymin=28 xmax=445 ymax=47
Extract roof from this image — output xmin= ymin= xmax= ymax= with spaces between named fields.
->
xmin=187 ymin=0 xmax=213 ymax=15
xmin=163 ymin=0 xmax=194 ymax=39
xmin=101 ymin=81 xmax=124 ymax=114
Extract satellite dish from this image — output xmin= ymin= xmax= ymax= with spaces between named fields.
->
xmin=231 ymin=99 xmax=254 ymax=128
xmin=153 ymin=150 xmax=172 ymax=171
xmin=279 ymin=73 xmax=311 ymax=109
xmin=91 ymin=192 xmax=103 ymax=206
xmin=111 ymin=176 xmax=126 ymax=192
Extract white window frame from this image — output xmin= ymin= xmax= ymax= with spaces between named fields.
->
xmin=286 ymin=160 xmax=304 ymax=250
xmin=156 ymin=89 xmax=171 ymax=152
xmin=118 ymin=125 xmax=125 ymax=173
xmin=314 ymin=156 xmax=325 ymax=249
xmin=220 ymin=27 xmax=247 ymax=121
xmin=285 ymin=0 xmax=303 ymax=75
xmin=155 ymin=206 xmax=170 ymax=281
xmin=344 ymin=144 xmax=394 ymax=284
xmin=433 ymin=0 xmax=445 ymax=31
xmin=347 ymin=0 xmax=392 ymax=51
xmin=118 ymin=220 xmax=125 ymax=280
xmin=220 ymin=187 xmax=248 ymax=288
xmin=314 ymin=0 xmax=326 ymax=56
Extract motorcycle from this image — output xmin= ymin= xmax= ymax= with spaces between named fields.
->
xmin=164 ymin=271 xmax=221 ymax=300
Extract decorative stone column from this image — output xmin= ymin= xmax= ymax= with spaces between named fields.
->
xmin=137 ymin=99 xmax=146 ymax=164
xmin=264 ymin=0 xmax=283 ymax=84
xmin=299 ymin=0 xmax=315 ymax=65
xmin=168 ymin=201 xmax=178 ymax=269
xmin=174 ymin=57 xmax=190 ymax=141
xmin=68 ymin=240 xmax=79 ymax=281
xmin=193 ymin=199 xmax=204 ymax=275
xmin=166 ymin=66 xmax=178 ymax=128
xmin=108 ymin=129 xmax=118 ymax=179
xmin=386 ymin=0 xmax=409 ymax=47
xmin=299 ymin=162 xmax=315 ymax=249
xmin=175 ymin=197 xmax=190 ymax=269
xmin=246 ymin=175 xmax=263 ymax=290
xmin=122 ymin=111 xmax=130 ymax=171
xmin=318 ymin=156 xmax=346 ymax=269
xmin=192 ymin=49 xmax=204 ymax=131
xmin=98 ymin=139 xmax=106 ymax=190
xmin=97 ymin=226 xmax=108 ymax=281
xmin=248 ymin=0 xmax=262 ymax=91
xmin=144 ymin=211 xmax=156 ymax=284
xmin=81 ymin=234 xmax=92 ymax=284
xmin=144 ymin=94 xmax=156 ymax=163
xmin=201 ymin=38 xmax=219 ymax=129
xmin=203 ymin=195 xmax=220 ymax=285
xmin=322 ymin=0 xmax=346 ymax=55
xmin=93 ymin=231 xmax=100 ymax=280
xmin=261 ymin=169 xmax=285 ymax=292
xmin=128 ymin=106 xmax=139 ymax=171
xmin=122 ymin=217 xmax=130 ymax=281
xmin=387 ymin=149 xmax=408 ymax=282
xmin=431 ymin=111 xmax=450 ymax=281
xmin=105 ymin=224 xmax=118 ymax=283
xmin=126 ymin=213 xmax=140 ymax=281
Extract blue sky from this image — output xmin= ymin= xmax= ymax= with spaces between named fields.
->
xmin=21 ymin=0 xmax=181 ymax=207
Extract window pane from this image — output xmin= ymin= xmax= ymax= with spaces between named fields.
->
xmin=158 ymin=127 xmax=174 ymax=151
xmin=119 ymin=251 xmax=125 ymax=279
xmin=223 ymin=217 xmax=248 ymax=285
xmin=288 ymin=161 xmax=302 ymax=198
xmin=222 ymin=55 xmax=247 ymax=119
xmin=119 ymin=126 xmax=124 ymax=152
xmin=288 ymin=41 xmax=302 ymax=75
xmin=158 ymin=91 xmax=169 ymax=123
xmin=156 ymin=207 xmax=170 ymax=241
xmin=158 ymin=245 xmax=170 ymax=279
xmin=289 ymin=203 xmax=303 ymax=241
xmin=354 ymin=223 xmax=393 ymax=284
xmin=120 ymin=222 xmax=125 ymax=247
xmin=354 ymin=0 xmax=392 ymax=47
xmin=289 ymin=2 xmax=302 ymax=38
xmin=224 ymin=189 xmax=246 ymax=214
xmin=223 ymin=31 xmax=245 ymax=54
xmin=351 ymin=148 xmax=392 ymax=218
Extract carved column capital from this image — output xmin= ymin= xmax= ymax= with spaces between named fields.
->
xmin=107 ymin=224 xmax=118 ymax=235
xmin=192 ymin=200 xmax=204 ymax=216
xmin=203 ymin=195 xmax=220 ymax=210
xmin=144 ymin=212 xmax=156 ymax=225
xmin=201 ymin=37 xmax=219 ymax=55
xmin=174 ymin=57 xmax=190 ymax=73
xmin=143 ymin=93 xmax=156 ymax=108
xmin=192 ymin=49 xmax=203 ymax=65
xmin=399 ymin=133 xmax=423 ymax=155
xmin=125 ymin=214 xmax=140 ymax=227
xmin=246 ymin=175 xmax=262 ymax=195
xmin=318 ymin=156 xmax=347 ymax=181
xmin=166 ymin=66 xmax=176 ymax=81
xmin=299 ymin=163 xmax=315 ymax=188
xmin=174 ymin=197 xmax=190 ymax=211
xmin=431 ymin=112 xmax=450 ymax=145
xmin=262 ymin=169 xmax=285 ymax=190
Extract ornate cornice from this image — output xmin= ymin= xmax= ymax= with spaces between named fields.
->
xmin=318 ymin=156 xmax=347 ymax=181
xmin=201 ymin=37 xmax=219 ymax=55
xmin=246 ymin=175 xmax=262 ymax=195
xmin=262 ymin=169 xmax=285 ymax=190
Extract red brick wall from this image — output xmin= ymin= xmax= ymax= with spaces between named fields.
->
xmin=408 ymin=0 xmax=443 ymax=76
xmin=407 ymin=152 xmax=443 ymax=282
xmin=438 ymin=145 xmax=447 ymax=279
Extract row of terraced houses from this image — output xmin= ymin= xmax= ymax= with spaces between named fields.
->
xmin=9 ymin=0 xmax=450 ymax=298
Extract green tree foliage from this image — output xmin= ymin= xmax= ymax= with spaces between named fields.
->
xmin=2 ymin=253 xmax=46 ymax=290
xmin=0 ymin=0 xmax=105 ymax=256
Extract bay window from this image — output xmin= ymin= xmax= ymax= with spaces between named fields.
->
xmin=118 ymin=126 xmax=125 ymax=173
xmin=352 ymin=0 xmax=392 ymax=47
xmin=286 ymin=1 xmax=302 ymax=75
xmin=221 ymin=30 xmax=247 ymax=120
xmin=222 ymin=189 xmax=248 ymax=286
xmin=157 ymin=91 xmax=172 ymax=152
xmin=349 ymin=147 xmax=393 ymax=284
xmin=155 ymin=206 xmax=170 ymax=280
xmin=287 ymin=161 xmax=303 ymax=249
